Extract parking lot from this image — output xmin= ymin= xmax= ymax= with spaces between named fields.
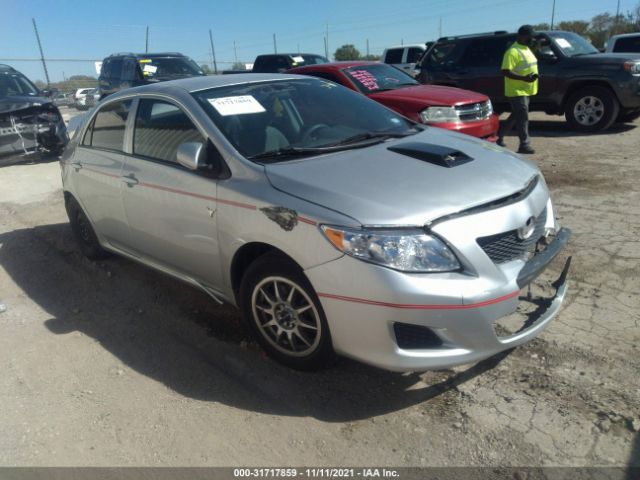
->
xmin=0 ymin=107 xmax=639 ymax=467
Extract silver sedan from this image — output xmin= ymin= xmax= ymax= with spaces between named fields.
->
xmin=60 ymin=74 xmax=570 ymax=371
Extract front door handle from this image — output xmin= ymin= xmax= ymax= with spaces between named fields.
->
xmin=122 ymin=174 xmax=139 ymax=187
xmin=70 ymin=161 xmax=82 ymax=171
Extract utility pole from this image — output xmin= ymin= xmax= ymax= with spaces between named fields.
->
xmin=324 ymin=36 xmax=328 ymax=59
xmin=145 ymin=26 xmax=149 ymax=53
xmin=366 ymin=38 xmax=370 ymax=57
xmin=615 ymin=0 xmax=621 ymax=24
xmin=325 ymin=23 xmax=329 ymax=58
xmin=438 ymin=17 xmax=442 ymax=37
xmin=233 ymin=41 xmax=238 ymax=64
xmin=551 ymin=0 xmax=556 ymax=29
xmin=209 ymin=29 xmax=218 ymax=74
xmin=297 ymin=43 xmax=300 ymax=53
xmin=273 ymin=33 xmax=277 ymax=54
xmin=31 ymin=18 xmax=50 ymax=87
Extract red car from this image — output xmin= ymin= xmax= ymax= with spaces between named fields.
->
xmin=288 ymin=61 xmax=499 ymax=141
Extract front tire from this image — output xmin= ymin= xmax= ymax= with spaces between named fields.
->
xmin=565 ymin=86 xmax=619 ymax=132
xmin=65 ymin=197 xmax=109 ymax=260
xmin=239 ymin=253 xmax=335 ymax=370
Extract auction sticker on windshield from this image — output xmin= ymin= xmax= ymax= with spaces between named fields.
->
xmin=208 ymin=96 xmax=266 ymax=116
xmin=556 ymin=38 xmax=572 ymax=48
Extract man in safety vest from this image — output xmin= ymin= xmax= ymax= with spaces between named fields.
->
xmin=497 ymin=25 xmax=539 ymax=154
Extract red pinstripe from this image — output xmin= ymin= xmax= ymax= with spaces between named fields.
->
xmin=317 ymin=290 xmax=520 ymax=310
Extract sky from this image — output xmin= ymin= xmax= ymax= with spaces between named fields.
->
xmin=1 ymin=0 xmax=638 ymax=82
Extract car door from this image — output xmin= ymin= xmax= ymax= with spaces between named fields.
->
xmin=455 ymin=37 xmax=514 ymax=104
xmin=533 ymin=36 xmax=562 ymax=108
xmin=73 ymin=99 xmax=132 ymax=251
xmin=403 ymin=47 xmax=424 ymax=76
xmin=120 ymin=97 xmax=222 ymax=287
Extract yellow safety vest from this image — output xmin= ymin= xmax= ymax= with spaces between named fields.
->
xmin=501 ymin=43 xmax=539 ymax=97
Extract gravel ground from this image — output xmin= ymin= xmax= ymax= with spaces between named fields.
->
xmin=0 ymin=108 xmax=638 ymax=468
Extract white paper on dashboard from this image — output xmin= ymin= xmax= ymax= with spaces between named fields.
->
xmin=208 ymin=95 xmax=266 ymax=116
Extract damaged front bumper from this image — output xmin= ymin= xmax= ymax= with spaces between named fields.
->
xmin=0 ymin=107 xmax=68 ymax=162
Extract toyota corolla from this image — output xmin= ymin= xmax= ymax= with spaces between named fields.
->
xmin=60 ymin=74 xmax=570 ymax=371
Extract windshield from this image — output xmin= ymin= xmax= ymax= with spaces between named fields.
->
xmin=0 ymin=72 xmax=40 ymax=97
xmin=193 ymin=78 xmax=417 ymax=161
xmin=138 ymin=56 xmax=204 ymax=79
xmin=343 ymin=64 xmax=418 ymax=94
xmin=548 ymin=31 xmax=599 ymax=57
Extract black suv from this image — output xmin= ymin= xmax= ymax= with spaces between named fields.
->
xmin=98 ymin=52 xmax=205 ymax=99
xmin=417 ymin=31 xmax=640 ymax=131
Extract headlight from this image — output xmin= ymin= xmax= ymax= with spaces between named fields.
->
xmin=419 ymin=106 xmax=460 ymax=123
xmin=321 ymin=226 xmax=461 ymax=272
xmin=624 ymin=61 xmax=640 ymax=74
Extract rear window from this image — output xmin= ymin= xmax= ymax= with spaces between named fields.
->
xmin=383 ymin=48 xmax=404 ymax=64
xmin=613 ymin=36 xmax=640 ymax=53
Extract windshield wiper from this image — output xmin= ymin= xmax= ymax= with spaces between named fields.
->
xmin=248 ymin=146 xmax=328 ymax=161
xmin=322 ymin=129 xmax=419 ymax=147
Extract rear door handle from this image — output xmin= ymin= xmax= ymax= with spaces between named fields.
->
xmin=70 ymin=161 xmax=82 ymax=170
xmin=122 ymin=174 xmax=139 ymax=187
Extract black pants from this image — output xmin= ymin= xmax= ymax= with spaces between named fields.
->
xmin=499 ymin=96 xmax=530 ymax=146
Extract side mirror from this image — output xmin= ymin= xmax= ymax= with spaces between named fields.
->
xmin=538 ymin=50 xmax=557 ymax=62
xmin=177 ymin=142 xmax=207 ymax=171
xmin=40 ymin=89 xmax=52 ymax=97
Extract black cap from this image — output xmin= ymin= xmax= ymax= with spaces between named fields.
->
xmin=518 ymin=25 xmax=535 ymax=36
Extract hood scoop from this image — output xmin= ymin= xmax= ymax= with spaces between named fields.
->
xmin=388 ymin=142 xmax=474 ymax=168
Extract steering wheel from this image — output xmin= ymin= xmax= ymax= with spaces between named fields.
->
xmin=300 ymin=123 xmax=330 ymax=142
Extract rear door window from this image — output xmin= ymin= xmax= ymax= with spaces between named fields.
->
xmin=84 ymin=100 xmax=132 ymax=151
xmin=460 ymin=38 xmax=511 ymax=67
xmin=133 ymin=99 xmax=204 ymax=163
xmin=406 ymin=47 xmax=424 ymax=63
xmin=384 ymin=48 xmax=404 ymax=64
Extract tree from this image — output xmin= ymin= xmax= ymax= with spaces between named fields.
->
xmin=556 ymin=20 xmax=589 ymax=35
xmin=334 ymin=44 xmax=361 ymax=61
xmin=200 ymin=64 xmax=212 ymax=74
xmin=360 ymin=54 xmax=381 ymax=61
xmin=231 ymin=62 xmax=246 ymax=71
xmin=34 ymin=80 xmax=47 ymax=90
xmin=531 ymin=23 xmax=550 ymax=31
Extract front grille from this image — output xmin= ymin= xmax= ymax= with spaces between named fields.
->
xmin=456 ymin=100 xmax=493 ymax=122
xmin=477 ymin=207 xmax=547 ymax=264
xmin=393 ymin=323 xmax=443 ymax=349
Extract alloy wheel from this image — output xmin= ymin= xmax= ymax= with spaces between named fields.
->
xmin=573 ymin=96 xmax=605 ymax=126
xmin=251 ymin=276 xmax=322 ymax=357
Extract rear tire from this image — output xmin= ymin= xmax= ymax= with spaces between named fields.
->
xmin=565 ymin=86 xmax=619 ymax=132
xmin=239 ymin=253 xmax=336 ymax=370
xmin=65 ymin=197 xmax=109 ymax=260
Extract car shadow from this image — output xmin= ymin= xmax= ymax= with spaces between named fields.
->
xmin=499 ymin=118 xmax=637 ymax=138
xmin=0 ymin=223 xmax=512 ymax=422
xmin=0 ymin=151 xmax=60 ymax=168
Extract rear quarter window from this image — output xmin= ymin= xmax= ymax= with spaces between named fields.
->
xmin=384 ymin=49 xmax=404 ymax=64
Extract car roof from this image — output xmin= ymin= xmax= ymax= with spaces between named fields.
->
xmin=609 ymin=33 xmax=640 ymax=40
xmin=290 ymin=61 xmax=378 ymax=72
xmin=384 ymin=44 xmax=426 ymax=50
xmin=105 ymin=73 xmax=306 ymax=100
xmin=106 ymin=52 xmax=187 ymax=58
xmin=0 ymin=64 xmax=18 ymax=73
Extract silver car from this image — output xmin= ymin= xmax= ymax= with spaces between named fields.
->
xmin=60 ymin=74 xmax=570 ymax=371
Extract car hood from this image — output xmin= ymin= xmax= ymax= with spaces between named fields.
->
xmin=570 ymin=52 xmax=640 ymax=64
xmin=0 ymin=95 xmax=51 ymax=114
xmin=264 ymin=129 xmax=540 ymax=226
xmin=368 ymin=84 xmax=488 ymax=108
